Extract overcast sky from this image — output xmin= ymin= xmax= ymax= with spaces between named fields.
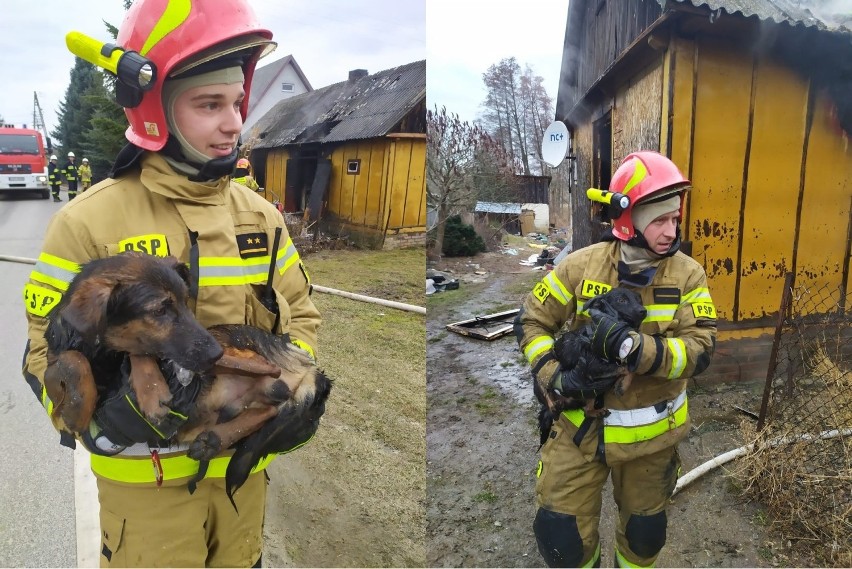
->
xmin=0 ymin=0 xmax=425 ymax=136
xmin=427 ymin=0 xmax=568 ymax=124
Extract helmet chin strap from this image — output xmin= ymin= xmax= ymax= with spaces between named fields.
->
xmin=627 ymin=225 xmax=682 ymax=258
xmin=161 ymin=134 xmax=240 ymax=181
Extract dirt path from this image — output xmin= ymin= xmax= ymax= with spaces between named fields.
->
xmin=426 ymin=247 xmax=812 ymax=568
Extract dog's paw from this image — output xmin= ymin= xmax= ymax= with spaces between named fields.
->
xmin=188 ymin=430 xmax=223 ymax=461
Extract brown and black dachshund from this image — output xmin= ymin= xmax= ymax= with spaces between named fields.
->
xmin=42 ymin=251 xmax=331 ymax=498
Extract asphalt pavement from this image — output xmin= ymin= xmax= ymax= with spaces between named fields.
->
xmin=0 ymin=193 xmax=90 ymax=567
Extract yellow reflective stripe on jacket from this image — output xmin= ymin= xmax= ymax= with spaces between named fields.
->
xmin=276 ymin=238 xmax=300 ymax=274
xmin=682 ymin=286 xmax=712 ymax=305
xmin=198 ymin=241 xmax=300 ymax=287
xmin=29 ymin=252 xmax=80 ymax=291
xmin=37 ymin=384 xmax=54 ymax=415
xmin=642 ymin=304 xmax=677 ymax=323
xmin=562 ymin=391 xmax=688 ymax=445
xmin=543 ymin=272 xmax=573 ymax=306
xmin=90 ymin=452 xmax=275 ymax=483
xmin=616 ymin=547 xmax=654 ymax=568
xmin=666 ymin=337 xmax=687 ymax=379
xmin=524 ymin=336 xmax=554 ymax=364
xmin=198 ymin=256 xmax=269 ymax=286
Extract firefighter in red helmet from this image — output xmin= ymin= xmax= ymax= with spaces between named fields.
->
xmin=23 ymin=1 xmax=321 ymax=566
xmin=516 ymin=151 xmax=717 ymax=567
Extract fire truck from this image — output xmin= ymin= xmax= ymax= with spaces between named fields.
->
xmin=0 ymin=124 xmax=52 ymax=199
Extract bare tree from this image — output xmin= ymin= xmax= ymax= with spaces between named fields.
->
xmin=481 ymin=58 xmax=554 ymax=176
xmin=427 ymin=106 xmax=513 ymax=256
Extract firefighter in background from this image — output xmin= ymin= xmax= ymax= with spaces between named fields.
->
xmin=78 ymin=157 xmax=92 ymax=191
xmin=63 ymin=151 xmax=79 ymax=200
xmin=47 ymin=154 xmax=62 ymax=202
xmin=515 ymin=151 xmax=717 ymax=568
xmin=233 ymin=157 xmax=260 ymax=191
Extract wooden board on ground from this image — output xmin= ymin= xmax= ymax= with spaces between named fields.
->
xmin=445 ymin=309 xmax=520 ymax=341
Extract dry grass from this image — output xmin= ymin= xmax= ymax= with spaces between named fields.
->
xmin=733 ymin=338 xmax=852 ymax=567
xmin=264 ymin=247 xmax=425 ymax=567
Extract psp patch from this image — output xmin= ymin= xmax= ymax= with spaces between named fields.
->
xmin=533 ymin=282 xmax=550 ymax=303
xmin=24 ymin=283 xmax=62 ymax=317
xmin=580 ymin=279 xmax=612 ymax=298
xmin=118 ymin=234 xmax=169 ymax=257
xmin=692 ymin=302 xmax=717 ymax=319
xmin=237 ymin=232 xmax=269 ymax=259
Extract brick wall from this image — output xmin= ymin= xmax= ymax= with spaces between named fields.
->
xmin=698 ymin=333 xmax=775 ymax=385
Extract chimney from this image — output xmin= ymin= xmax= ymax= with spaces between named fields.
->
xmin=348 ymin=69 xmax=368 ymax=82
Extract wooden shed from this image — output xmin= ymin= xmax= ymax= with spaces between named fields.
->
xmin=247 ymin=61 xmax=426 ymax=249
xmin=557 ymin=0 xmax=852 ymax=382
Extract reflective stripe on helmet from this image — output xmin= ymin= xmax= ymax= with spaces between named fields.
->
xmin=140 ymin=0 xmax=192 ymax=56
xmin=562 ymin=390 xmax=688 ymax=445
xmin=620 ymin=157 xmax=647 ymax=195
xmin=90 ymin=450 xmax=275 ymax=483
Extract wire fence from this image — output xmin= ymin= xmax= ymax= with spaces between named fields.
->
xmin=733 ymin=274 xmax=851 ymax=567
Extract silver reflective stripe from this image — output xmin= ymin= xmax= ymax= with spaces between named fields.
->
xmin=681 ymin=287 xmax=712 ymax=306
xmin=543 ymin=272 xmax=572 ymax=305
xmin=666 ymin=337 xmax=687 ymax=379
xmin=115 ymin=442 xmax=192 ymax=456
xmin=276 ymin=239 xmax=300 ymax=273
xmin=643 ymin=304 xmax=677 ymax=323
xmin=603 ymin=390 xmax=687 ymax=427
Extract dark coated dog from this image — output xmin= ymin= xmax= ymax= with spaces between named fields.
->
xmin=535 ymin=287 xmax=646 ymax=447
xmin=43 ymin=251 xmax=331 ymax=498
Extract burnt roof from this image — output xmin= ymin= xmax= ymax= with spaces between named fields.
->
xmin=250 ymin=60 xmax=425 ymax=148
xmin=665 ymin=0 xmax=852 ymax=32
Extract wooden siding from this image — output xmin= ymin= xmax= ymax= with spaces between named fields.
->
xmin=263 ymin=149 xmax=289 ymax=205
xmin=573 ymin=0 xmax=662 ymax=103
xmin=612 ymin=60 xmax=663 ymax=165
xmin=385 ymin=137 xmax=427 ymax=231
xmin=572 ymin=121 xmax=595 ymax=249
xmin=670 ymin=35 xmax=852 ymax=324
xmin=328 ymin=140 xmax=387 ymax=228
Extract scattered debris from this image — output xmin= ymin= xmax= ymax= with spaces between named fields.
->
xmin=445 ymin=309 xmax=520 ymax=340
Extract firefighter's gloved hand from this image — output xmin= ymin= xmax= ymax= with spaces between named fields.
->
xmin=80 ymin=419 xmax=128 ymax=456
xmin=588 ymin=309 xmax=635 ymax=363
xmin=553 ymin=346 xmax=621 ymax=400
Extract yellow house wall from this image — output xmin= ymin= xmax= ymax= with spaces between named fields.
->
xmin=668 ymin=35 xmax=852 ymax=323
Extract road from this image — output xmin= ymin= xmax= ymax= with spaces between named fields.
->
xmin=0 ymin=192 xmax=95 ymax=568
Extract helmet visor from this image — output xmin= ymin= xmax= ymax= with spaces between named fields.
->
xmin=170 ymin=34 xmax=277 ymax=78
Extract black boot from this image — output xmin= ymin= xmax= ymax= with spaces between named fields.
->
xmin=53 ymin=194 xmax=61 ymax=202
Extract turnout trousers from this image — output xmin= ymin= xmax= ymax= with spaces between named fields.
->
xmin=535 ymin=414 xmax=681 ymax=567
xmin=97 ymin=470 xmax=267 ymax=568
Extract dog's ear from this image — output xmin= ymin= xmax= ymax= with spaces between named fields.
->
xmin=60 ymin=276 xmax=115 ymax=342
xmin=169 ymin=259 xmax=193 ymax=289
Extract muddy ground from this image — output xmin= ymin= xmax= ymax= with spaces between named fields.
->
xmin=426 ymin=244 xmax=815 ymax=568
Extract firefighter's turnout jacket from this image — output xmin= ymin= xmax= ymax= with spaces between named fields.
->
xmin=22 ymin=152 xmax=321 ymax=487
xmin=47 ymin=162 xmax=61 ymax=190
xmin=517 ymin=240 xmax=716 ymax=464
xmin=62 ymin=161 xmax=78 ymax=183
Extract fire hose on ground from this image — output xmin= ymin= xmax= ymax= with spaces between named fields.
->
xmin=673 ymin=427 xmax=852 ymax=496
xmin=0 ymin=254 xmax=426 ymax=315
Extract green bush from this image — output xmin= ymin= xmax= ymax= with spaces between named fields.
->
xmin=442 ymin=215 xmax=486 ymax=257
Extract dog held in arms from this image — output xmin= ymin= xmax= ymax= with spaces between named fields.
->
xmin=42 ymin=251 xmax=331 ymax=499
xmin=533 ymin=287 xmax=646 ymax=447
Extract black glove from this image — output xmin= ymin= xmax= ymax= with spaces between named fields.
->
xmin=89 ymin=356 xmax=201 ymax=449
xmin=588 ymin=308 xmax=634 ymax=362
xmin=553 ymin=340 xmax=621 ymax=400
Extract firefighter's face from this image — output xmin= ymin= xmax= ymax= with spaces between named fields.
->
xmin=172 ymin=82 xmax=244 ymax=159
xmin=642 ymin=210 xmax=679 ymax=254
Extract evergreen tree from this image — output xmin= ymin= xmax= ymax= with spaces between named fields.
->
xmin=50 ymin=58 xmax=101 ymax=156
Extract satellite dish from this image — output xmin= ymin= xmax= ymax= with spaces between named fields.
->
xmin=541 ymin=121 xmax=569 ymax=168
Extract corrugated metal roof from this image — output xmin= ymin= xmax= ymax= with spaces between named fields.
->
xmin=474 ymin=202 xmax=522 ymax=214
xmin=252 ymin=60 xmax=425 ymax=149
xmin=664 ymin=0 xmax=852 ymax=32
